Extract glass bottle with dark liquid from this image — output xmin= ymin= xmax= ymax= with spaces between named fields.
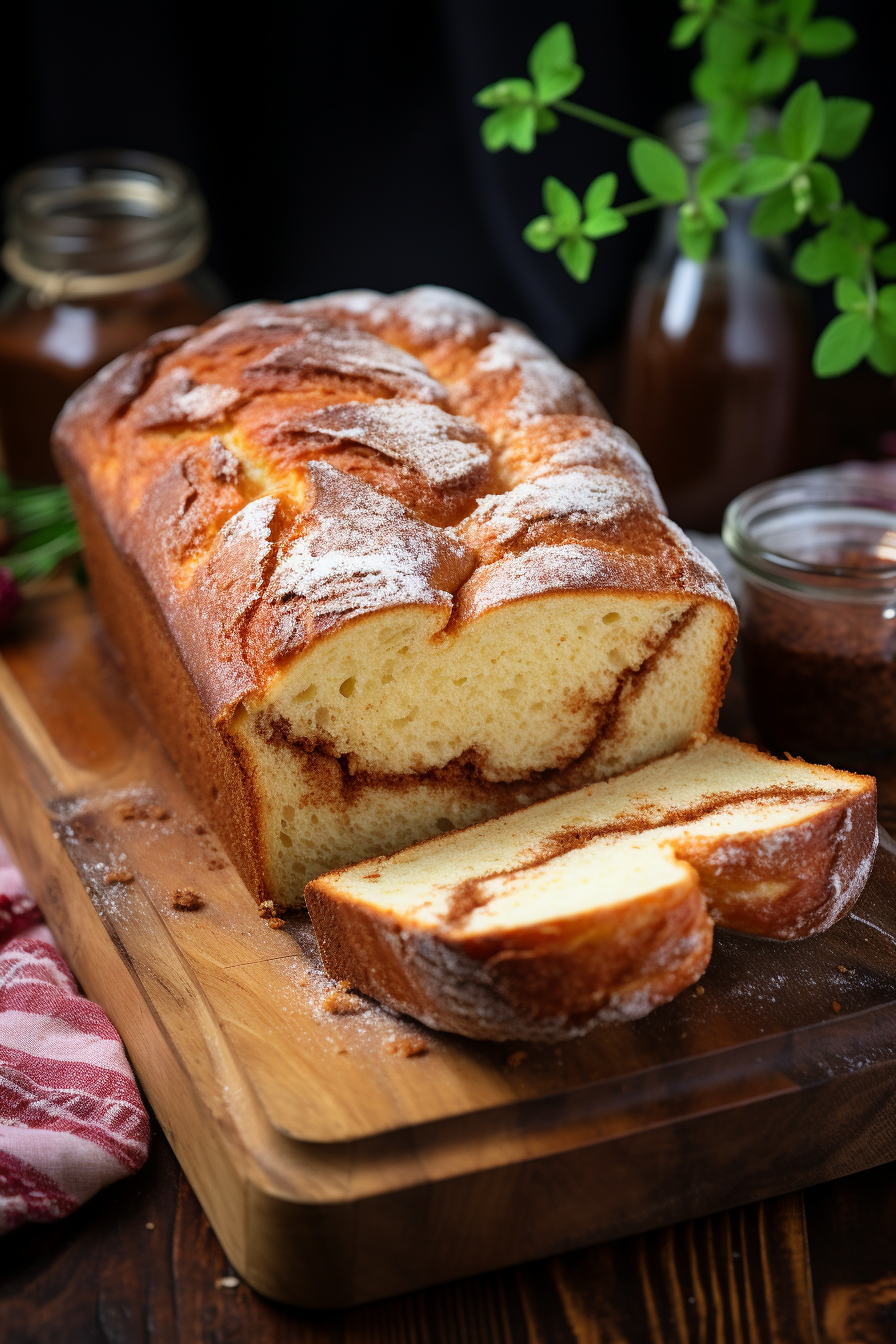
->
xmin=620 ymin=111 xmax=810 ymax=532
xmin=0 ymin=151 xmax=224 ymax=484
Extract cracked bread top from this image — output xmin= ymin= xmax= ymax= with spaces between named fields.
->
xmin=53 ymin=286 xmax=735 ymax=724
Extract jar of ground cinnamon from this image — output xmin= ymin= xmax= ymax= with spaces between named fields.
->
xmin=0 ymin=150 xmax=224 ymax=483
xmin=723 ymin=464 xmax=896 ymax=766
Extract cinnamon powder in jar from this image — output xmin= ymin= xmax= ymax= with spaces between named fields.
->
xmin=723 ymin=465 xmax=896 ymax=765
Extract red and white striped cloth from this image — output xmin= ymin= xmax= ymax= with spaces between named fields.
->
xmin=0 ymin=842 xmax=149 ymax=1232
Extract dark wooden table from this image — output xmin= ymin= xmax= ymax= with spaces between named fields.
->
xmin=4 ymin=1115 xmax=896 ymax=1344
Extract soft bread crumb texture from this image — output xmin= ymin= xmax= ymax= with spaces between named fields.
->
xmin=304 ymin=737 xmax=877 ymax=1041
xmin=53 ymin=286 xmax=737 ymax=905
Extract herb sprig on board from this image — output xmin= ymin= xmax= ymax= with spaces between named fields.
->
xmin=475 ymin=5 xmax=896 ymax=378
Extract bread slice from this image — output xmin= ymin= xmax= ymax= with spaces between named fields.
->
xmin=305 ymin=738 xmax=877 ymax=1041
xmin=53 ymin=287 xmax=736 ymax=904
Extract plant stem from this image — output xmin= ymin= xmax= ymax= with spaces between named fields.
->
xmin=619 ymin=197 xmax=664 ymax=217
xmin=554 ymin=101 xmax=653 ymax=139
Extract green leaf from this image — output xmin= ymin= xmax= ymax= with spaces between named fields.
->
xmin=535 ymin=108 xmax=559 ymax=133
xmin=752 ymin=127 xmax=780 ymax=155
xmin=868 ymin=327 xmax=896 ymax=376
xmin=528 ymin=22 xmax=583 ymax=103
xmin=481 ymin=105 xmax=537 ymax=153
xmin=692 ymin=61 xmax=728 ymax=104
xmin=793 ymin=229 xmax=864 ymax=284
xmin=878 ymin=286 xmax=896 ymax=336
xmin=783 ymin=0 xmax=816 ymax=25
xmin=700 ymin=198 xmax=728 ymax=230
xmin=813 ymin=311 xmax=874 ymax=377
xmin=557 ymin=236 xmax=596 ymax=282
xmin=820 ymin=98 xmax=873 ymax=159
xmin=629 ymin=138 xmax=689 ymax=203
xmin=704 ymin=16 xmax=754 ymax=71
xmin=806 ymin=162 xmax=842 ymax=223
xmin=735 ymin=155 xmax=794 ymax=195
xmin=709 ymin=104 xmax=750 ymax=152
xmin=779 ymin=81 xmax=824 ymax=163
xmin=832 ymin=204 xmax=889 ymax=247
xmin=543 ymin=176 xmax=581 ymax=231
xmin=670 ymin=13 xmax=706 ymax=48
xmin=833 ymin=276 xmax=868 ymax=313
xmin=750 ymin=185 xmax=802 ymax=236
xmin=799 ymin=18 xmax=856 ymax=55
xmin=474 ymin=78 xmax=534 ymax=109
xmin=747 ymin=44 xmax=798 ymax=99
xmin=874 ymin=244 xmax=896 ymax=279
xmin=523 ymin=216 xmax=560 ymax=252
xmin=697 ymin=152 xmax=741 ymax=199
xmin=583 ymin=173 xmax=618 ymax=216
xmin=581 ymin=208 xmax=627 ymax=239
xmin=677 ymin=210 xmax=715 ymax=263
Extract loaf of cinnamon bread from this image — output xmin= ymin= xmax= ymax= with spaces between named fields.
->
xmin=53 ymin=287 xmax=737 ymax=905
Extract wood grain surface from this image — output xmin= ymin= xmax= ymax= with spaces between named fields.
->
xmin=1 ymin=1118 xmax=827 ymax=1344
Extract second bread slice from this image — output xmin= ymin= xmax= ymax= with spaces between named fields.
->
xmin=304 ymin=738 xmax=877 ymax=1041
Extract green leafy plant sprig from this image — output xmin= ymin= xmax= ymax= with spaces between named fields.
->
xmin=475 ymin=7 xmax=896 ymax=377
xmin=0 ymin=477 xmax=80 ymax=585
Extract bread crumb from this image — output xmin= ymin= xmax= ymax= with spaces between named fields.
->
xmin=833 ymin=1001 xmax=842 ymax=1013
xmin=118 ymin=802 xmax=168 ymax=822
xmin=838 ymin=965 xmax=849 ymax=973
xmin=172 ymin=888 xmax=205 ymax=911
xmin=258 ymin=900 xmax=285 ymax=919
xmin=215 ymin=1276 xmax=239 ymax=1289
xmin=507 ymin=1050 xmax=527 ymax=1068
xmin=695 ymin=985 xmax=705 ymax=996
xmin=103 ymin=868 xmax=134 ymax=885
xmin=384 ymin=1035 xmax=429 ymax=1057
xmin=322 ymin=986 xmax=364 ymax=1014
xmin=268 ymin=917 xmax=285 ymax=929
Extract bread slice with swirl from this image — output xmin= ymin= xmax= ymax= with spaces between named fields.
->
xmin=53 ymin=286 xmax=736 ymax=905
xmin=305 ymin=738 xmax=877 ymax=1041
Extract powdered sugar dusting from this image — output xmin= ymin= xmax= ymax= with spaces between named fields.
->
xmin=380 ymin=286 xmax=496 ymax=343
xmin=272 ymin=462 xmax=470 ymax=625
xmin=663 ymin=518 xmax=736 ymax=610
xmin=524 ymin=423 xmax=666 ymax=512
xmin=245 ymin=320 xmax=445 ymax=402
xmin=474 ymin=327 xmax=595 ymax=423
xmin=457 ymin=470 xmax=647 ymax=548
xmin=131 ymin=368 xmax=242 ymax=429
xmin=294 ymin=400 xmax=490 ymax=487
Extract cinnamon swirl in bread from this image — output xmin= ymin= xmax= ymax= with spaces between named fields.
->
xmin=53 ymin=287 xmax=737 ymax=906
xmin=305 ymin=738 xmax=877 ymax=1041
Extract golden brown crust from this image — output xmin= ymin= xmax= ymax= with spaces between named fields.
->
xmin=305 ymin=869 xmax=714 ymax=1042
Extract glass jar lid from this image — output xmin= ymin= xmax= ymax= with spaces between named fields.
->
xmin=722 ymin=464 xmax=896 ymax=603
xmin=2 ymin=149 xmax=209 ymax=303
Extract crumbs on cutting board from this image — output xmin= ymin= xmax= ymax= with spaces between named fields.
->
xmin=103 ymin=868 xmax=134 ymax=884
xmin=171 ymin=888 xmax=205 ymax=911
xmin=287 ymin=917 xmax=432 ymax=1057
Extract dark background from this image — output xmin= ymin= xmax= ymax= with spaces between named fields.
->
xmin=2 ymin=0 xmax=895 ymax=361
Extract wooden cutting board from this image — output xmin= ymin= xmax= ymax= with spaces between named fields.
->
xmin=2 ymin=582 xmax=896 ymax=1308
